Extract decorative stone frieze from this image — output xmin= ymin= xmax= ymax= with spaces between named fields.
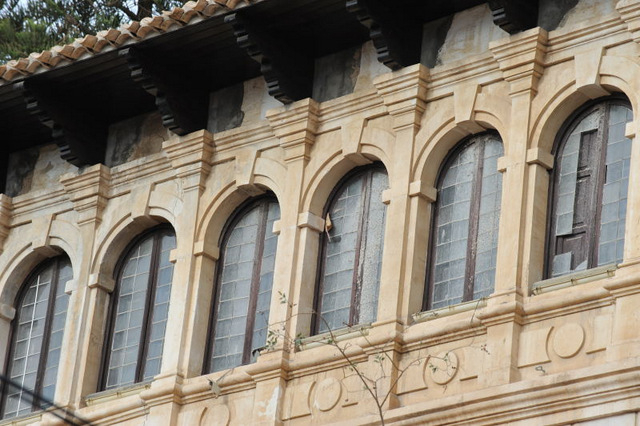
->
xmin=0 ymin=194 xmax=11 ymax=254
xmin=617 ymin=0 xmax=640 ymax=44
xmin=490 ymin=27 xmax=548 ymax=97
xmin=163 ymin=130 xmax=214 ymax=193
xmin=373 ymin=64 xmax=429 ymax=131
xmin=266 ymin=98 xmax=319 ymax=162
xmin=60 ymin=164 xmax=111 ymax=226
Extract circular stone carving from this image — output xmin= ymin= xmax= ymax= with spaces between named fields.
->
xmin=314 ymin=378 xmax=342 ymax=412
xmin=202 ymin=404 xmax=230 ymax=426
xmin=553 ymin=323 xmax=585 ymax=358
xmin=427 ymin=351 xmax=459 ymax=385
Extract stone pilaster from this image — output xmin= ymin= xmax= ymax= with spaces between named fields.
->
xmin=163 ymin=129 xmax=214 ymax=194
xmin=60 ymin=164 xmax=111 ymax=226
xmin=482 ymin=27 xmax=548 ymax=386
xmin=373 ymin=64 xmax=429 ymax=411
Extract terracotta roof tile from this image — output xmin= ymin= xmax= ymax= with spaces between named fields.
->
xmin=0 ymin=0 xmax=257 ymax=85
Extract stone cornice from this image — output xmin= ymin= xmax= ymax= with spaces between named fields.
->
xmin=267 ymin=98 xmax=320 ymax=162
xmin=617 ymin=0 xmax=640 ymax=44
xmin=374 ymin=64 xmax=429 ymax=131
xmin=490 ymin=27 xmax=548 ymax=97
xmin=60 ymin=164 xmax=111 ymax=226
xmin=162 ymin=129 xmax=214 ymax=193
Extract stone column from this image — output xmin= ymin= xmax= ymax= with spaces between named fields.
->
xmin=59 ymin=164 xmax=111 ymax=407
xmin=479 ymin=28 xmax=548 ymax=386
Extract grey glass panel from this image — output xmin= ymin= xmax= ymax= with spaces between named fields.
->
xmin=142 ymin=233 xmax=176 ymax=381
xmin=251 ymin=203 xmax=281 ymax=361
xmin=357 ymin=170 xmax=388 ymax=325
xmin=598 ymin=105 xmax=633 ymax=266
xmin=211 ymin=200 xmax=280 ymax=372
xmin=473 ymin=139 xmax=503 ymax=300
xmin=105 ymin=236 xmax=154 ymax=390
xmin=3 ymin=258 xmax=70 ymax=419
xmin=319 ymin=176 xmax=363 ymax=332
xmin=432 ymin=143 xmax=477 ymax=309
xmin=318 ymin=168 xmax=388 ymax=333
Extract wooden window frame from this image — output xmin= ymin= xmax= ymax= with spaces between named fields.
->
xmin=0 ymin=256 xmax=69 ymax=418
xmin=312 ymin=163 xmax=387 ymax=335
xmin=203 ymin=195 xmax=278 ymax=373
xmin=545 ymin=95 xmax=632 ymax=279
xmin=98 ymin=225 xmax=175 ymax=391
xmin=424 ymin=131 xmax=502 ymax=311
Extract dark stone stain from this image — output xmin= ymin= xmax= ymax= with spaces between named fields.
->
xmin=538 ymin=0 xmax=580 ymax=31
xmin=421 ymin=15 xmax=454 ymax=69
xmin=5 ymin=147 xmax=39 ymax=197
xmin=312 ymin=46 xmax=361 ymax=103
xmin=208 ymin=83 xmax=245 ymax=134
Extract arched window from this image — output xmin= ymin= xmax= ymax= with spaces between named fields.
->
xmin=426 ymin=133 xmax=503 ymax=310
xmin=1 ymin=256 xmax=72 ymax=419
xmin=101 ymin=226 xmax=176 ymax=390
xmin=547 ymin=98 xmax=632 ymax=278
xmin=314 ymin=164 xmax=388 ymax=334
xmin=205 ymin=197 xmax=280 ymax=373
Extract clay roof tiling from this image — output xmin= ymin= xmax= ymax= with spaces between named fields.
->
xmin=0 ymin=0 xmax=259 ymax=85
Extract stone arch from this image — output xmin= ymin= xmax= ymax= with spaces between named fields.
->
xmin=0 ymin=218 xmax=80 ymax=306
xmin=302 ymin=151 xmax=390 ymax=218
xmin=531 ymin=55 xmax=640 ymax=154
xmin=413 ymin=93 xmax=509 ymax=186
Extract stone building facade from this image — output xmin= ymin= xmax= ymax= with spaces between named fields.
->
xmin=1 ymin=0 xmax=640 ymax=424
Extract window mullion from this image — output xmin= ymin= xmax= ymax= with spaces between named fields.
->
xmin=136 ymin=234 xmax=161 ymax=383
xmin=242 ymin=203 xmax=268 ymax=365
xmin=464 ymin=141 xmax=485 ymax=302
xmin=349 ymin=173 xmax=371 ymax=327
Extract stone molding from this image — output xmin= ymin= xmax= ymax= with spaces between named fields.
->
xmin=373 ymin=63 xmax=429 ymax=131
xmin=163 ymin=129 xmax=214 ymax=193
xmin=266 ymin=98 xmax=320 ymax=162
xmin=617 ymin=0 xmax=640 ymax=44
xmin=490 ymin=27 xmax=548 ymax=96
xmin=60 ymin=164 xmax=111 ymax=226
xmin=0 ymin=194 xmax=12 ymax=254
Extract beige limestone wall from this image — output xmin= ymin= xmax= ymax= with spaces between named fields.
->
xmin=3 ymin=0 xmax=640 ymax=425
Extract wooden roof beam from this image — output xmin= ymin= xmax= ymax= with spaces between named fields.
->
xmin=489 ymin=0 xmax=539 ymax=34
xmin=225 ymin=12 xmax=314 ymax=104
xmin=14 ymin=80 xmax=107 ymax=167
xmin=120 ymin=47 xmax=209 ymax=136
xmin=346 ymin=0 xmax=423 ymax=71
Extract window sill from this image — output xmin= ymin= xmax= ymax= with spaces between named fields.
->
xmin=0 ymin=411 xmax=42 ymax=426
xmin=298 ymin=324 xmax=371 ymax=351
xmin=85 ymin=380 xmax=153 ymax=406
xmin=531 ymin=263 xmax=617 ymax=295
xmin=411 ymin=298 xmax=487 ymax=325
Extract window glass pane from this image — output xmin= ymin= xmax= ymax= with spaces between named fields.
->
xmin=142 ymin=233 xmax=176 ymax=381
xmin=598 ymin=105 xmax=633 ymax=266
xmin=473 ymin=138 xmax=503 ymax=300
xmin=319 ymin=175 xmax=364 ymax=333
xmin=2 ymin=258 xmax=70 ymax=419
xmin=432 ymin=143 xmax=477 ymax=309
xmin=210 ymin=199 xmax=280 ymax=372
xmin=358 ymin=170 xmax=388 ymax=325
xmin=430 ymin=134 xmax=503 ymax=309
xmin=317 ymin=166 xmax=388 ymax=334
xmin=549 ymin=101 xmax=632 ymax=278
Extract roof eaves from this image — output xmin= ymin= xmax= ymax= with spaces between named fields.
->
xmin=0 ymin=0 xmax=260 ymax=85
